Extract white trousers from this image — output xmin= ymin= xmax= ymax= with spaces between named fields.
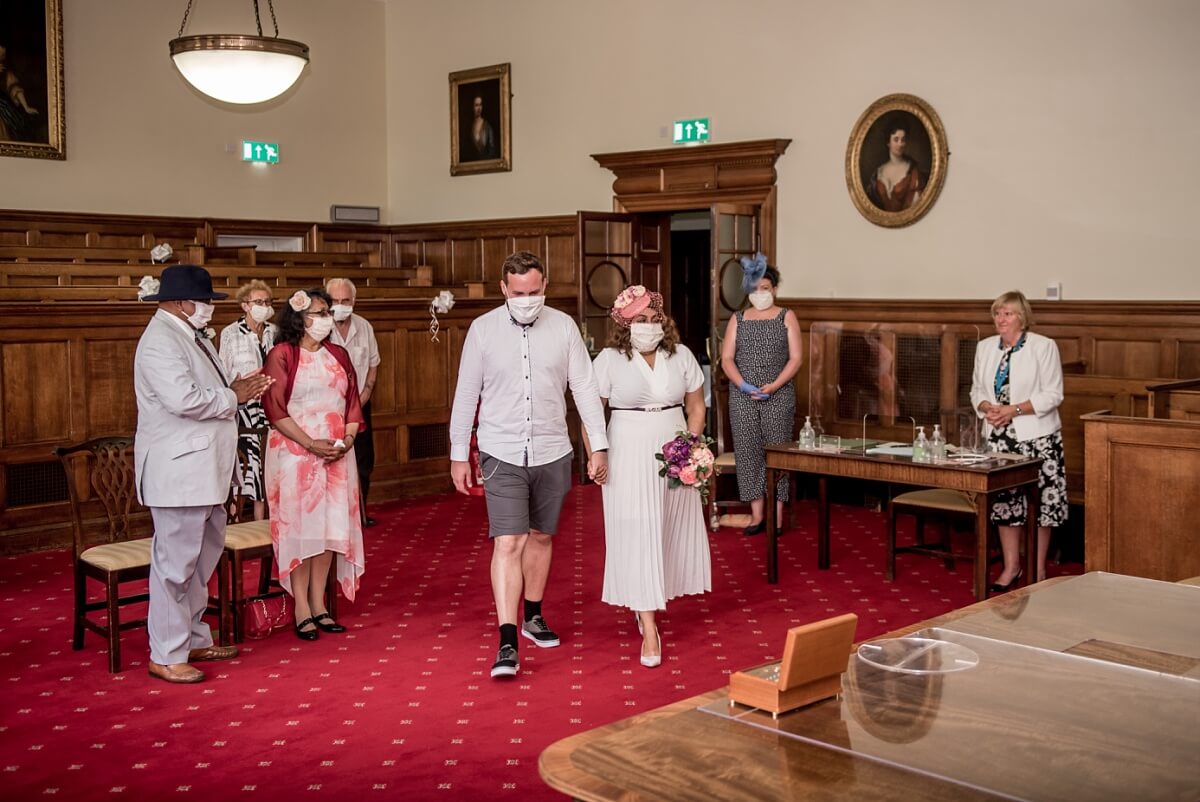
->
xmin=148 ymin=504 xmax=226 ymax=665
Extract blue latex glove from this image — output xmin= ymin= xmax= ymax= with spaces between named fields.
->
xmin=737 ymin=380 xmax=762 ymax=396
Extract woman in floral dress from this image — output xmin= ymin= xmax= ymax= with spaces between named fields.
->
xmin=262 ymin=288 xmax=365 ymax=640
xmin=970 ymin=290 xmax=1067 ymax=591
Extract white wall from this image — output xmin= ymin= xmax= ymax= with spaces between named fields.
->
xmin=384 ymin=0 xmax=1200 ymax=300
xmin=1 ymin=1 xmax=1195 ymax=299
xmin=0 ymin=0 xmax=388 ymax=221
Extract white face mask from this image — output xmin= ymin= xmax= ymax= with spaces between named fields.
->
xmin=748 ymin=291 xmax=774 ymax=311
xmin=248 ymin=304 xmax=273 ymax=324
xmin=186 ymin=301 xmax=214 ymax=330
xmin=306 ymin=315 xmax=334 ymax=342
xmin=506 ymin=294 xmax=545 ymax=324
xmin=331 ymin=304 xmax=353 ymax=322
xmin=630 ymin=322 xmax=664 ymax=352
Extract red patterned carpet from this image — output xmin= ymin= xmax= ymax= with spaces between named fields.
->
xmin=0 ymin=484 xmax=1062 ymax=800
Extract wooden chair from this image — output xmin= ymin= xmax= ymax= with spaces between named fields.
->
xmin=213 ymin=427 xmax=286 ymax=644
xmin=56 ymin=436 xmax=152 ymax=673
xmin=886 ymin=489 xmax=977 ymax=580
xmin=706 ymin=379 xmax=740 ymax=530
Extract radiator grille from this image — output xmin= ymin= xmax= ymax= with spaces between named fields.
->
xmin=7 ymin=460 xmax=69 ymax=507
xmin=409 ymin=423 xmax=450 ymax=460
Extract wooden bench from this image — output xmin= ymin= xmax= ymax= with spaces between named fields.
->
xmin=0 ymin=262 xmax=423 ymax=302
xmin=0 ymin=244 xmax=182 ymax=264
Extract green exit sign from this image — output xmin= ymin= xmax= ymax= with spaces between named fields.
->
xmin=242 ymin=140 xmax=280 ymax=164
xmin=673 ymin=117 xmax=710 ymax=144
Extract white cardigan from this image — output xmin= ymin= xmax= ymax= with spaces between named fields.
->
xmin=970 ymin=331 xmax=1064 ymax=442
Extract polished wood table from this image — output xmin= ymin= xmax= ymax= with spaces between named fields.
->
xmin=764 ymin=444 xmax=1042 ymax=599
xmin=540 ymin=574 xmax=1200 ymax=801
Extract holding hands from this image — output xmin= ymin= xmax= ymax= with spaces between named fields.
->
xmin=588 ymin=451 xmax=609 ymax=485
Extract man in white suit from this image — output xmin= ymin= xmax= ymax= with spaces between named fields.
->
xmin=135 ymin=265 xmax=272 ymax=683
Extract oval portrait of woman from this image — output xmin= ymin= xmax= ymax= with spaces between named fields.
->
xmin=845 ymin=94 xmax=948 ymax=228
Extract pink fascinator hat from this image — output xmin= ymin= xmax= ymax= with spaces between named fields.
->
xmin=610 ymin=285 xmax=663 ymax=328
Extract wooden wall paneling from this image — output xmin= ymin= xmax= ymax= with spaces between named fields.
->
xmin=511 ymin=236 xmax=543 ymax=262
xmin=85 ymin=338 xmax=139 ymax=436
xmin=451 ymin=237 xmax=482 ymax=285
xmin=481 ymin=237 xmax=510 ymax=288
xmin=1093 ymin=338 xmax=1164 ymax=378
xmin=405 ymin=325 xmax=451 ymax=413
xmin=2 ymin=341 xmax=71 ymax=445
xmin=547 ymin=232 xmax=578 ymax=287
xmin=1177 ymin=341 xmax=1200 ymax=378
xmin=423 ymin=240 xmax=449 ymax=283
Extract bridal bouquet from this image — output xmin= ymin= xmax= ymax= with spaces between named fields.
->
xmin=655 ymin=431 xmax=716 ymax=503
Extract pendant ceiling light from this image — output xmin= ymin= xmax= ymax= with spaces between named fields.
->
xmin=169 ymin=0 xmax=309 ymax=105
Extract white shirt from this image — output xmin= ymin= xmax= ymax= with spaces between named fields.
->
xmin=593 ymin=345 xmax=704 ymax=408
xmin=449 ymin=303 xmax=609 ymax=466
xmin=329 ymin=312 xmax=380 ymax=393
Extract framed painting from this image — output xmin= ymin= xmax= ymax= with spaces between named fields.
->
xmin=846 ymin=94 xmax=947 ymax=228
xmin=449 ymin=62 xmax=511 ymax=176
xmin=0 ymin=0 xmax=64 ymax=160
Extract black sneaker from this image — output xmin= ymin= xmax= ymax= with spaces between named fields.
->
xmin=490 ymin=644 xmax=519 ymax=678
xmin=520 ymin=615 xmax=561 ymax=648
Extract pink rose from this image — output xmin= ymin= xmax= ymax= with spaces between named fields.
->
xmin=289 ymin=290 xmax=312 ymax=312
xmin=679 ymin=465 xmax=697 ymax=485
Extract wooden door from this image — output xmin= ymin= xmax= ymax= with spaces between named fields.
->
xmin=709 ymin=204 xmax=760 ymax=437
xmin=577 ymin=212 xmax=671 ymax=348
xmin=709 ymin=203 xmax=760 ymax=372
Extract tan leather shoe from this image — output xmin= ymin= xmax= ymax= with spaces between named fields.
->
xmin=188 ymin=644 xmax=239 ymax=662
xmin=148 ymin=661 xmax=204 ymax=684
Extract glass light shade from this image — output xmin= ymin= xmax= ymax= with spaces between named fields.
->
xmin=169 ymin=35 xmax=309 ymax=104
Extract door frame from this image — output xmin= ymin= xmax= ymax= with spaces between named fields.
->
xmin=590 ymin=138 xmax=790 ymax=262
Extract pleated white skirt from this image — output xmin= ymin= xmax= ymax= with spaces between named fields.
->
xmin=601 ymin=408 xmax=712 ymax=611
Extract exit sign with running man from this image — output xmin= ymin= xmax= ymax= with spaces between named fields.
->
xmin=672 ymin=118 xmax=710 ymax=144
xmin=242 ymin=140 xmax=280 ymax=164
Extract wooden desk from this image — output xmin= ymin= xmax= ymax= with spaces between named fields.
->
xmin=763 ymin=445 xmax=1042 ymax=600
xmin=540 ymin=575 xmax=1200 ymax=801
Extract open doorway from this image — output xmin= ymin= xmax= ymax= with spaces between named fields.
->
xmin=668 ymin=211 xmax=711 ymax=365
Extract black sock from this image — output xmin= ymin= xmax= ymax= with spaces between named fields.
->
xmin=499 ymin=623 xmax=518 ymax=650
xmin=523 ymin=599 xmax=542 ymax=622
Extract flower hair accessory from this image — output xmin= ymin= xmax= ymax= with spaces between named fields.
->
xmin=609 ymin=284 xmax=663 ymax=329
xmin=137 ymin=275 xmax=161 ymax=301
xmin=288 ymin=291 xmax=312 ymax=312
xmin=739 ymin=252 xmax=768 ymax=295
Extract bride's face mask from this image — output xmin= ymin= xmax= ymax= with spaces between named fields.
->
xmin=630 ymin=322 xmax=664 ymax=352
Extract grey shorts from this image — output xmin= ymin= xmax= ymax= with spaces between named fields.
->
xmin=479 ymin=451 xmax=573 ymax=538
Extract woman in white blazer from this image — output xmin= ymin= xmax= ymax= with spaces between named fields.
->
xmin=970 ymin=291 xmax=1067 ymax=591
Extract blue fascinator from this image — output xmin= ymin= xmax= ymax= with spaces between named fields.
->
xmin=739 ymin=252 xmax=768 ymax=295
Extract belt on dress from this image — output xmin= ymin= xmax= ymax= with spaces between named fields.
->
xmin=609 ymin=404 xmax=683 ymax=412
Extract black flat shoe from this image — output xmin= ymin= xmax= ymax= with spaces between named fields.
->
xmin=743 ymin=522 xmax=765 ymax=536
xmin=363 ymin=516 xmax=378 ymax=528
xmin=313 ymin=613 xmax=346 ymax=633
xmin=294 ymin=617 xmax=319 ymax=641
xmin=988 ymin=567 xmax=1024 ymax=595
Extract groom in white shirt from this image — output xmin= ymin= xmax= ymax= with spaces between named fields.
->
xmin=449 ymin=251 xmax=609 ymax=679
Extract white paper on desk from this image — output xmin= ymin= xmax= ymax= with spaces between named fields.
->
xmin=866 ymin=444 xmax=913 ymax=456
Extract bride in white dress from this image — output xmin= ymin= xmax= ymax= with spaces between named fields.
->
xmin=587 ymin=286 xmax=711 ymax=668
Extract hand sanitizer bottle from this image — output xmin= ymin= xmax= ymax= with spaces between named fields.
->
xmin=912 ymin=426 xmax=929 ymax=463
xmin=798 ymin=416 xmax=816 ymax=450
xmin=930 ymin=424 xmax=946 ymax=461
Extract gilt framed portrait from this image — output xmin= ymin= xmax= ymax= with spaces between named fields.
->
xmin=846 ymin=94 xmax=947 ymax=228
xmin=449 ymin=62 xmax=511 ymax=176
xmin=0 ymin=0 xmax=64 ymax=160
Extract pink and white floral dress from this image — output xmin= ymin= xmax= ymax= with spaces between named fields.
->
xmin=265 ymin=347 xmax=364 ymax=601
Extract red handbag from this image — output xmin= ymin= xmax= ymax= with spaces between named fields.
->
xmin=246 ymin=595 xmax=292 ymax=639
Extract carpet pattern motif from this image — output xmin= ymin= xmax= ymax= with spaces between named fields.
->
xmin=1 ymin=486 xmax=1049 ymax=800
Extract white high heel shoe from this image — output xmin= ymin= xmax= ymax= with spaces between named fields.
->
xmin=636 ymin=614 xmax=661 ymax=668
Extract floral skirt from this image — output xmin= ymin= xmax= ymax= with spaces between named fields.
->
xmin=985 ymin=427 xmax=1068 ymax=528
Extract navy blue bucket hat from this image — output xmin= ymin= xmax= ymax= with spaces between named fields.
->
xmin=141 ymin=264 xmax=228 ymax=301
